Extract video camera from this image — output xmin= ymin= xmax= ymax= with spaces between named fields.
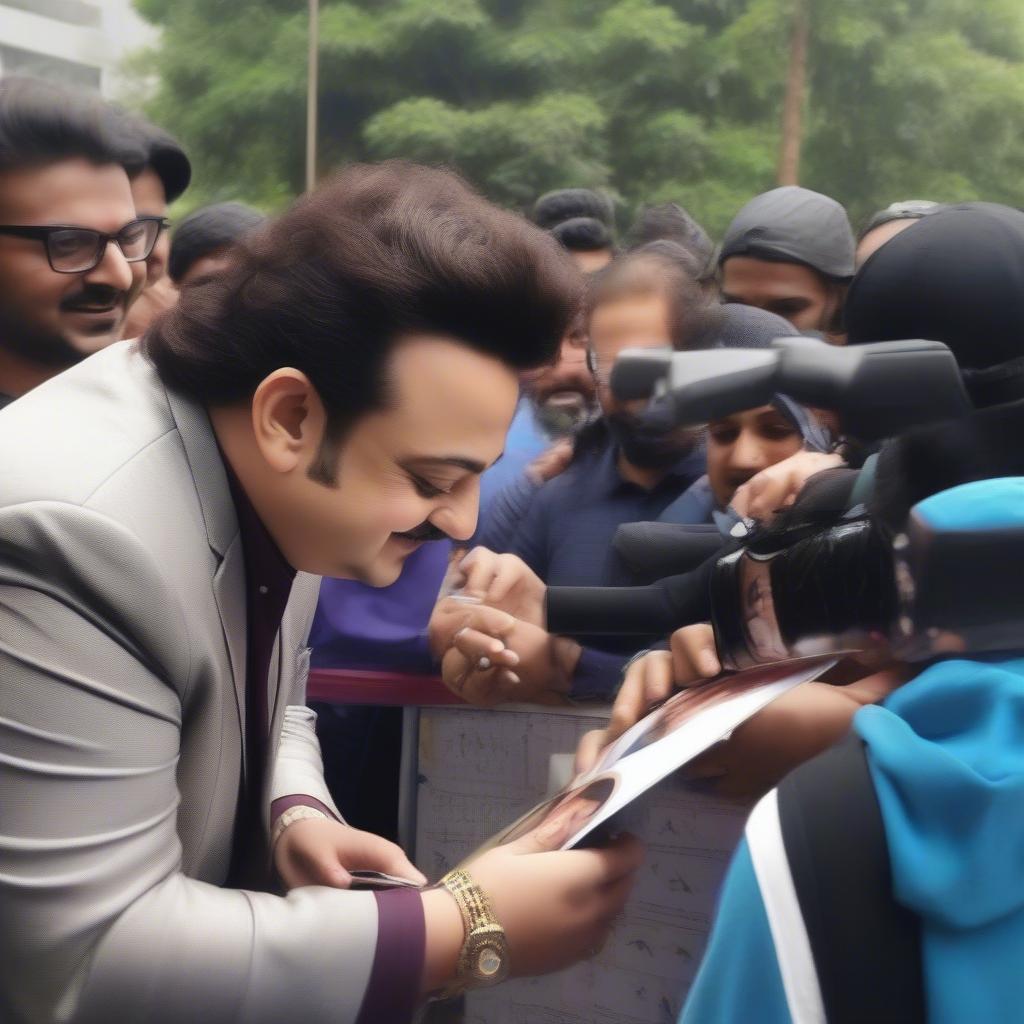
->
xmin=710 ymin=478 xmax=1024 ymax=668
xmin=609 ymin=336 xmax=971 ymax=442
xmin=545 ymin=337 xmax=1023 ymax=665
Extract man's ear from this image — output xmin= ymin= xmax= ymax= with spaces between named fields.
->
xmin=250 ymin=368 xmax=326 ymax=474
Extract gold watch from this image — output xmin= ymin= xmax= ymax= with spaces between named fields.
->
xmin=270 ymin=804 xmax=330 ymax=849
xmin=439 ymin=868 xmax=510 ymax=995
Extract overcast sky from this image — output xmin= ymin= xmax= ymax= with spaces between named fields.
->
xmin=98 ymin=0 xmax=160 ymax=100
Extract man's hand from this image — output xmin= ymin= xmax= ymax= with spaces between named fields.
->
xmin=682 ymin=664 xmax=911 ymax=799
xmin=273 ymin=817 xmax=427 ymax=890
xmin=526 ymin=439 xmax=573 ymax=485
xmin=730 ymin=450 xmax=845 ymax=523
xmin=428 ymin=547 xmax=547 ymax=662
xmin=465 ymin=830 xmax=645 ymax=977
xmin=421 ymin=830 xmax=645 ymax=994
xmin=575 ymin=624 xmax=720 ymax=774
xmin=438 ymin=603 xmax=578 ymax=706
xmin=456 ymin=547 xmax=547 ymax=627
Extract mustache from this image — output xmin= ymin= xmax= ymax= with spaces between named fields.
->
xmin=60 ymin=284 xmax=125 ymax=313
xmin=393 ymin=521 xmax=451 ymax=543
xmin=532 ymin=371 xmax=595 ymax=405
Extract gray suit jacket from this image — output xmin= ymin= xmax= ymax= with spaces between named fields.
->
xmin=0 ymin=342 xmax=382 ymax=1023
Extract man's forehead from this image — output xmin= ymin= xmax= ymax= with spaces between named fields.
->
xmin=387 ymin=335 xmax=518 ymax=396
xmin=722 ymin=256 xmax=823 ymax=298
xmin=0 ymin=158 xmax=136 ymax=229
xmin=712 ymin=403 xmax=781 ymax=427
xmin=591 ymin=295 xmax=668 ymax=340
xmin=373 ymin=334 xmax=519 ymax=443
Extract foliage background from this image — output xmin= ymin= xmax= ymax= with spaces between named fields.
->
xmin=129 ymin=0 xmax=1024 ymax=236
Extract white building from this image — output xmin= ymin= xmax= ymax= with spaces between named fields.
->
xmin=0 ymin=0 xmax=155 ymax=99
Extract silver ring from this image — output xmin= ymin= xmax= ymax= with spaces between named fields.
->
xmin=477 ymin=656 xmax=492 ymax=671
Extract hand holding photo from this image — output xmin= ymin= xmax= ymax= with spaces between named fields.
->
xmin=470 ymin=655 xmax=837 ymax=857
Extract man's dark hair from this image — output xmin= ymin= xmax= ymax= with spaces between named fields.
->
xmin=145 ymin=161 xmax=580 ymax=482
xmin=626 ymin=203 xmax=716 ymax=279
xmin=532 ymin=188 xmax=614 ymax=231
xmin=0 ymin=76 xmax=145 ymax=175
xmin=551 ymin=216 xmax=614 ymax=254
xmin=115 ymin=112 xmax=191 ymax=203
xmin=587 ymin=243 xmax=708 ymax=350
xmin=168 ymin=202 xmax=265 ymax=284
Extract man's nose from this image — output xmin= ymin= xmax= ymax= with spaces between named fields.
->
xmin=430 ymin=482 xmax=480 ymax=543
xmin=558 ymin=338 xmax=588 ymax=367
xmin=729 ymin=431 xmax=768 ymax=472
xmin=83 ymin=240 xmax=135 ymax=294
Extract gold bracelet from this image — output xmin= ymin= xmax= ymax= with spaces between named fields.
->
xmin=270 ymin=804 xmax=330 ymax=850
xmin=439 ymin=868 xmax=510 ymax=994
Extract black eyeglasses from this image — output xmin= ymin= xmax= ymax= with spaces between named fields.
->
xmin=0 ymin=216 xmax=168 ymax=273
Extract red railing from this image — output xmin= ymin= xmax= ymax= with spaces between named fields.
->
xmin=307 ymin=668 xmax=464 ymax=706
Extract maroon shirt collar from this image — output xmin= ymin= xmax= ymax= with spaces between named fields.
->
xmin=223 ymin=460 xmax=296 ymax=598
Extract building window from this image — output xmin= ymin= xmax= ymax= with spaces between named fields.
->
xmin=0 ymin=44 xmax=102 ymax=92
xmin=0 ymin=0 xmax=102 ymax=30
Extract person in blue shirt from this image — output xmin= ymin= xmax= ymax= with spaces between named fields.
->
xmin=680 ymin=478 xmax=1024 ymax=1024
xmin=435 ymin=291 xmax=824 ymax=705
xmin=477 ymin=244 xmax=711 ymax=580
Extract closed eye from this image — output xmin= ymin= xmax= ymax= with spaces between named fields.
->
xmin=408 ymin=474 xmax=451 ymax=499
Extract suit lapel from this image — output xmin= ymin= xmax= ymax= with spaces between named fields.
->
xmin=212 ymin=536 xmax=249 ymax=761
xmin=163 ymin=382 xmax=248 ymax=758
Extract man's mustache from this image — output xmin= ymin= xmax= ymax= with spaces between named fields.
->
xmin=393 ymin=521 xmax=451 ymax=543
xmin=533 ymin=369 xmax=595 ymax=405
xmin=60 ymin=285 xmax=125 ymax=313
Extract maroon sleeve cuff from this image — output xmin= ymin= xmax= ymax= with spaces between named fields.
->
xmin=355 ymin=888 xmax=426 ymax=1024
xmin=269 ymin=793 xmax=342 ymax=829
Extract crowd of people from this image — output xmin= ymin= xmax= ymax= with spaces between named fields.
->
xmin=2 ymin=70 xmax=1024 ymax=1024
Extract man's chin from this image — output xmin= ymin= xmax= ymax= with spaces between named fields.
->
xmin=62 ymin=323 xmax=125 ymax=358
xmin=345 ymin=551 xmax=407 ymax=588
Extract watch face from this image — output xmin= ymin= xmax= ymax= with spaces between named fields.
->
xmin=476 ymin=945 xmax=503 ymax=978
xmin=464 ymin=927 xmax=509 ymax=986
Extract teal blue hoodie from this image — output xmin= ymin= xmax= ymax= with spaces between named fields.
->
xmin=681 ymin=479 xmax=1024 ymax=1023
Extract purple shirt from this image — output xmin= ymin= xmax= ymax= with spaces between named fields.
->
xmin=226 ymin=468 xmax=425 ymax=1023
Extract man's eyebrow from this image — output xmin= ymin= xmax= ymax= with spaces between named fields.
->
xmin=400 ymin=455 xmax=489 ymax=474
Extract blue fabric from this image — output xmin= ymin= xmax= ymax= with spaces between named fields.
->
xmin=657 ymin=475 xmax=717 ymax=526
xmin=913 ymin=476 xmax=1024 ymax=532
xmin=473 ymin=474 xmax=541 ymax=553
xmin=569 ymin=646 xmax=632 ymax=702
xmin=493 ymin=441 xmax=707 ymax=588
xmin=679 ymin=839 xmax=791 ymax=1024
xmin=477 ymin=396 xmax=549 ymax=523
xmin=855 ymin=654 xmax=1024 ymax=1024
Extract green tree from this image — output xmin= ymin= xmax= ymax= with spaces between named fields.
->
xmin=130 ymin=0 xmax=1024 ymax=236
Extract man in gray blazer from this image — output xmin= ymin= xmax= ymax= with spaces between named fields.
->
xmin=0 ymin=161 xmax=643 ymax=1023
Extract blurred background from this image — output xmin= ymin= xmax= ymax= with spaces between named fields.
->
xmin=5 ymin=0 xmax=1024 ymax=233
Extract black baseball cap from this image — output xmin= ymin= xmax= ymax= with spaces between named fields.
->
xmin=720 ymin=186 xmax=855 ymax=281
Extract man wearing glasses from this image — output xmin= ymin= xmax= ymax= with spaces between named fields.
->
xmin=120 ymin=115 xmax=192 ymax=339
xmin=0 ymin=77 xmax=154 ymax=408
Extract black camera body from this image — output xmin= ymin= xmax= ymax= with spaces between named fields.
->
xmin=611 ymin=337 xmax=971 ymax=442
